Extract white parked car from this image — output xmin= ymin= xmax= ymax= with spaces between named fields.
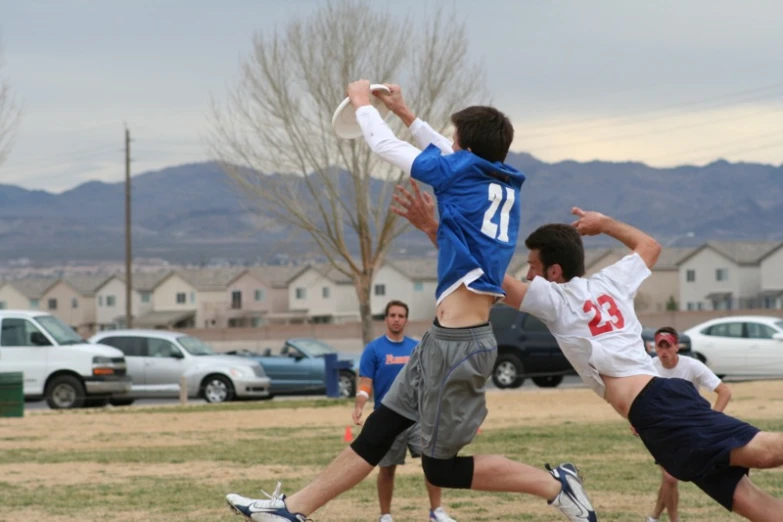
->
xmin=0 ymin=310 xmax=132 ymax=409
xmin=683 ymin=315 xmax=783 ymax=379
xmin=89 ymin=329 xmax=271 ymax=405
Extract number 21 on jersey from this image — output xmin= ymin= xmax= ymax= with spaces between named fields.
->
xmin=584 ymin=294 xmax=625 ymax=336
xmin=481 ymin=183 xmax=515 ymax=243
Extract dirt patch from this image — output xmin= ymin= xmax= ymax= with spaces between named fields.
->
xmin=0 ymin=461 xmax=323 ymax=487
xmin=2 ymin=381 xmax=781 ymax=454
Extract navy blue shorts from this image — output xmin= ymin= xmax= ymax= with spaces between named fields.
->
xmin=628 ymin=377 xmax=760 ymax=511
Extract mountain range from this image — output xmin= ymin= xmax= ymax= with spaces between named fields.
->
xmin=0 ymin=153 xmax=781 ymax=265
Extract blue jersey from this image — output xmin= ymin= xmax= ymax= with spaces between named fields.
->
xmin=359 ymin=335 xmax=419 ymax=409
xmin=411 ymin=144 xmax=525 ymax=304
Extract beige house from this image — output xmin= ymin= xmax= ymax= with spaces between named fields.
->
xmin=248 ymin=265 xmax=303 ymax=315
xmin=758 ymin=244 xmax=783 ymax=309
xmin=677 ymin=241 xmax=782 ymax=311
xmin=38 ymin=275 xmax=112 ymax=334
xmin=0 ymin=278 xmax=59 ymax=311
xmin=372 ymin=258 xmax=438 ymax=321
xmin=177 ymin=268 xmax=272 ymax=328
xmin=94 ymin=271 xmax=171 ymax=330
xmin=139 ymin=271 xmax=200 ymax=329
xmin=284 ymin=264 xmax=359 ymax=323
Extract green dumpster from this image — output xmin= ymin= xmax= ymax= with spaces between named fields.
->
xmin=0 ymin=372 xmax=24 ymax=418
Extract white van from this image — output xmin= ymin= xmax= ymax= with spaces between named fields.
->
xmin=0 ymin=310 xmax=132 ymax=409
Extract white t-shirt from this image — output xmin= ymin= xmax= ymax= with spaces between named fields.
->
xmin=520 ymin=252 xmax=659 ymax=398
xmin=652 ymin=356 xmax=721 ymax=391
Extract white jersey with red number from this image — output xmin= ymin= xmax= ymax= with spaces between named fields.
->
xmin=520 ymin=252 xmax=659 ymax=398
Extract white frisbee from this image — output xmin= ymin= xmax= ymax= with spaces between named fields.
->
xmin=331 ymin=83 xmax=392 ymax=140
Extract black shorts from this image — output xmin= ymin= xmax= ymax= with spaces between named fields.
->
xmin=628 ymin=377 xmax=760 ymax=511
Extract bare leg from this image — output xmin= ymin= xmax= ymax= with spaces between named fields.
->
xmin=730 ymin=432 xmax=783 ymax=469
xmin=650 ymin=467 xmax=671 ymax=520
xmin=286 ymin=447 xmax=373 ymax=515
xmin=732 ymin=475 xmax=783 ymax=521
xmin=471 ymin=455 xmax=562 ymax=500
xmin=661 ymin=470 xmax=679 ymax=522
xmin=377 ymin=466 xmax=396 ymax=515
xmin=424 ymin=478 xmax=442 ymax=511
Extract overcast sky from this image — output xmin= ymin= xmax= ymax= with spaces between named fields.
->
xmin=2 ymin=0 xmax=782 ymax=192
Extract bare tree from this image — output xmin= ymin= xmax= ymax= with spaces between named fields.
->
xmin=0 ymin=48 xmax=21 ymax=168
xmin=209 ymin=0 xmax=486 ymax=345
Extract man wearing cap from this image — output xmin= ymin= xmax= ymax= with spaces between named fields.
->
xmin=644 ymin=326 xmax=733 ymax=522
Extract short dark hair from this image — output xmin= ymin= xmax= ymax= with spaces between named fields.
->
xmin=655 ymin=326 xmax=679 ymax=341
xmin=524 ymin=224 xmax=585 ymax=281
xmin=451 ymin=106 xmax=514 ymax=163
xmin=385 ymin=300 xmax=409 ymax=318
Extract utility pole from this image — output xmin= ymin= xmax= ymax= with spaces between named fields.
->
xmin=125 ymin=125 xmax=133 ymax=329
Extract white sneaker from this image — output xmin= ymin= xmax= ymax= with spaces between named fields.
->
xmin=429 ymin=507 xmax=457 ymax=522
xmin=546 ymin=463 xmax=597 ymax=522
xmin=645 ymin=518 xmax=658 ymax=522
xmin=226 ymin=482 xmax=308 ymax=521
xmin=379 ymin=515 xmax=393 ymax=522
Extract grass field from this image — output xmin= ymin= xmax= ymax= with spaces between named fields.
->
xmin=1 ymin=381 xmax=782 ymax=521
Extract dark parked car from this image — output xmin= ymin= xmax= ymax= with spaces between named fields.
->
xmin=489 ymin=304 xmax=693 ymax=389
xmin=227 ymin=338 xmax=361 ymax=399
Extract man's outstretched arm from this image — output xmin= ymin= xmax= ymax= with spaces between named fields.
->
xmin=571 ymin=207 xmax=661 ymax=269
xmin=374 ymin=83 xmax=454 ymax=155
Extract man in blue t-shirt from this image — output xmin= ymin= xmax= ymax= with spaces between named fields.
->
xmin=225 ymin=81 xmax=595 ymax=522
xmin=353 ymin=300 xmax=456 ymax=522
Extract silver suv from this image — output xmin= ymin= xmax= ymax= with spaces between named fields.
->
xmin=89 ymin=329 xmax=270 ymax=405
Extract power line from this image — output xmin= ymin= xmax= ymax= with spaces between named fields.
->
xmin=649 ymin=128 xmax=783 ymax=164
xmin=517 ymin=81 xmax=783 ymax=139
xmin=527 ymin=103 xmax=783 ymax=153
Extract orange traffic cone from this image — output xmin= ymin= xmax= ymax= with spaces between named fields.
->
xmin=343 ymin=425 xmax=353 ymax=443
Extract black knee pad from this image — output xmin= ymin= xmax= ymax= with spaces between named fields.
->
xmin=422 ymin=455 xmax=474 ymax=489
xmin=350 ymin=405 xmax=414 ymax=466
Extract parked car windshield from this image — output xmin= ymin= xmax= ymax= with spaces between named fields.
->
xmin=35 ymin=315 xmax=85 ymax=345
xmin=178 ymin=336 xmax=218 ymax=356
xmin=292 ymin=339 xmax=336 ymax=356
xmin=776 ymin=321 xmax=783 ymax=331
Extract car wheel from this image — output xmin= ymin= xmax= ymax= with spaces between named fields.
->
xmin=202 ymin=375 xmax=235 ymax=403
xmin=339 ymin=371 xmax=356 ymax=398
xmin=693 ymin=352 xmax=707 ymax=364
xmin=109 ymin=398 xmax=136 ymax=407
xmin=532 ymin=376 xmax=564 ymax=388
xmin=492 ymin=353 xmax=525 ymax=389
xmin=45 ymin=375 xmax=86 ymax=410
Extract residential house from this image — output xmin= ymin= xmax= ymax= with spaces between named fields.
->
xmin=38 ymin=275 xmax=112 ymax=334
xmin=284 ymin=264 xmax=359 ymax=323
xmin=248 ymin=265 xmax=303 ymax=315
xmin=140 ymin=271 xmax=200 ymax=329
xmin=94 ymin=271 xmax=171 ymax=330
xmin=372 ymin=258 xmax=438 ymax=321
xmin=677 ymin=241 xmax=782 ymax=311
xmin=759 ymin=244 xmax=783 ymax=309
xmin=178 ymin=268 xmax=277 ymax=329
xmin=0 ymin=278 xmax=58 ymax=311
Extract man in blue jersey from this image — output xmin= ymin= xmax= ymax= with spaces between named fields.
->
xmin=225 ymin=81 xmax=596 ymax=522
xmin=353 ymin=300 xmax=457 ymax=522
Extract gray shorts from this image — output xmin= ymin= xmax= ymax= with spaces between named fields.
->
xmin=378 ymin=422 xmax=422 ymax=468
xmin=381 ymin=323 xmax=497 ymax=459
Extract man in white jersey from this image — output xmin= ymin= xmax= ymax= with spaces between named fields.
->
xmin=643 ymin=326 xmax=732 ymax=522
xmin=393 ymin=188 xmax=783 ymax=521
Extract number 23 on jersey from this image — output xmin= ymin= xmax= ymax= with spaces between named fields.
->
xmin=584 ymin=294 xmax=625 ymax=337
xmin=481 ymin=182 xmax=515 ymax=243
